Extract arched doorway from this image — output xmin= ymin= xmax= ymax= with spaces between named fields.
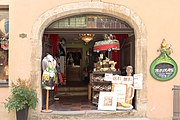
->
xmin=42 ymin=14 xmax=135 ymax=111
xmin=30 ymin=1 xmax=147 ymax=116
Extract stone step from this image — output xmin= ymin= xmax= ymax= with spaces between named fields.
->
xmin=55 ymin=91 xmax=88 ymax=96
xmin=34 ymin=111 xmax=149 ymax=120
xmin=56 ymin=86 xmax=88 ymax=96
xmin=39 ymin=118 xmax=149 ymax=120
xmin=58 ymin=86 xmax=88 ymax=92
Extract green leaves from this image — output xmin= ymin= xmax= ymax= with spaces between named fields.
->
xmin=4 ymin=78 xmax=38 ymax=112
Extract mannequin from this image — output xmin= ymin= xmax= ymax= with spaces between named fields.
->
xmin=42 ymin=54 xmax=57 ymax=90
xmin=41 ymin=54 xmax=57 ymax=112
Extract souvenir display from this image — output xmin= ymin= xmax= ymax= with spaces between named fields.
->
xmin=0 ymin=19 xmax=9 ymax=41
xmin=0 ymin=19 xmax=9 ymax=50
xmin=90 ymin=34 xmax=140 ymax=111
xmin=0 ymin=18 xmax=9 ymax=83
xmin=93 ymin=34 xmax=120 ymax=52
xmin=91 ymin=71 xmax=121 ymax=105
xmin=0 ymin=51 xmax=8 ymax=82
xmin=94 ymin=55 xmax=117 ymax=72
xmin=93 ymin=34 xmax=119 ymax=72
xmin=91 ymin=64 xmax=139 ymax=111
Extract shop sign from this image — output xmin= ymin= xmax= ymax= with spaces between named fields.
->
xmin=150 ymin=39 xmax=178 ymax=81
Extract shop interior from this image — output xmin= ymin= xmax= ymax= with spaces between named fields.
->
xmin=41 ymin=14 xmax=135 ymax=111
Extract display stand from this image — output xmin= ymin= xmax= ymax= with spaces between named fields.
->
xmin=91 ymin=71 xmax=121 ymax=105
xmin=41 ymin=89 xmax=53 ymax=113
xmin=41 ymin=54 xmax=56 ymax=113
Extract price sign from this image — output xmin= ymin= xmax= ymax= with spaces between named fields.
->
xmin=104 ymin=73 xmax=113 ymax=81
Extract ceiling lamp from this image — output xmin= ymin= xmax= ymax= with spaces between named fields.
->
xmin=80 ymin=34 xmax=95 ymax=43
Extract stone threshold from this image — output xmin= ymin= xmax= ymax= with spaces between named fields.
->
xmin=40 ymin=110 xmax=134 ymax=115
xmin=33 ymin=109 xmax=148 ymax=120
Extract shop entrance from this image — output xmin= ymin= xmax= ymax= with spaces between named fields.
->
xmin=30 ymin=2 xmax=148 ymax=117
xmin=41 ymin=14 xmax=135 ymax=111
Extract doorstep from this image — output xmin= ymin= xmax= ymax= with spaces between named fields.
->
xmin=31 ymin=110 xmax=149 ymax=120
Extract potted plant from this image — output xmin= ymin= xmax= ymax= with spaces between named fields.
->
xmin=4 ymin=78 xmax=38 ymax=120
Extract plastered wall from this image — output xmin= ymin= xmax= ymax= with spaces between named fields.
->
xmin=0 ymin=0 xmax=180 ymax=120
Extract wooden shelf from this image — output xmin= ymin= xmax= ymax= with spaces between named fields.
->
xmin=91 ymin=71 xmax=121 ymax=105
xmin=93 ymin=71 xmax=121 ymax=75
xmin=92 ymin=89 xmax=111 ymax=92
xmin=92 ymin=80 xmax=111 ymax=83
xmin=92 ymin=102 xmax=98 ymax=105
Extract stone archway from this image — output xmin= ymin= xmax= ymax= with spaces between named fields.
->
xmin=30 ymin=1 xmax=147 ymax=116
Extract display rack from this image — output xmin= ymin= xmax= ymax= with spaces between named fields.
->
xmin=91 ymin=71 xmax=121 ymax=105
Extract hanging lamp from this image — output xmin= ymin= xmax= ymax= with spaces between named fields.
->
xmin=80 ymin=34 xmax=95 ymax=43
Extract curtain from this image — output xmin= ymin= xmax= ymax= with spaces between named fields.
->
xmin=50 ymin=34 xmax=58 ymax=57
xmin=112 ymin=34 xmax=128 ymax=70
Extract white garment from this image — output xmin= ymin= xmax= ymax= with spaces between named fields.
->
xmin=42 ymin=54 xmax=56 ymax=71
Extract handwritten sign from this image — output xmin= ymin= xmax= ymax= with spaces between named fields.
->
xmin=113 ymin=84 xmax=126 ymax=103
xmin=122 ymin=76 xmax=133 ymax=84
xmin=112 ymin=75 xmax=123 ymax=83
xmin=133 ymin=74 xmax=143 ymax=89
xmin=112 ymin=75 xmax=133 ymax=85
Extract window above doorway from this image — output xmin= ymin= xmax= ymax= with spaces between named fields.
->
xmin=46 ymin=14 xmax=134 ymax=34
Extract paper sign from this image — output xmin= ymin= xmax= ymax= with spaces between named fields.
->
xmin=122 ymin=76 xmax=134 ymax=85
xmin=112 ymin=75 xmax=123 ymax=83
xmin=104 ymin=73 xmax=113 ymax=81
xmin=133 ymin=73 xmax=143 ymax=89
xmin=112 ymin=76 xmax=133 ymax=84
xmin=113 ymin=84 xmax=126 ymax=103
